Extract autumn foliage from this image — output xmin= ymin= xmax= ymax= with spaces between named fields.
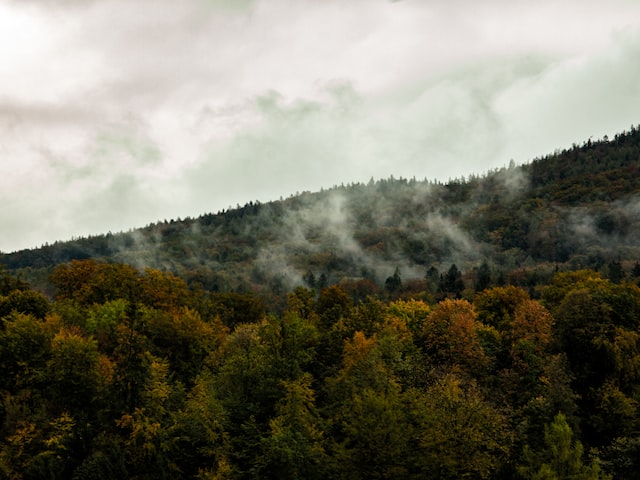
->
xmin=1 ymin=259 xmax=637 ymax=478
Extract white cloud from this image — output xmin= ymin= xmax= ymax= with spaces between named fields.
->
xmin=496 ymin=27 xmax=640 ymax=161
xmin=1 ymin=0 xmax=640 ymax=252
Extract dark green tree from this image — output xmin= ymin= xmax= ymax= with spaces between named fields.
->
xmin=601 ymin=436 xmax=640 ymax=480
xmin=476 ymin=261 xmax=492 ymax=292
xmin=607 ymin=260 xmax=625 ymax=284
xmin=384 ymin=267 xmax=402 ymax=294
xmin=440 ymin=264 xmax=464 ymax=298
xmin=0 ymin=289 xmax=49 ymax=319
xmin=425 ymin=265 xmax=440 ymax=296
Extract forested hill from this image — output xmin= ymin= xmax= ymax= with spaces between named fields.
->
xmin=3 ymin=125 xmax=640 ymax=295
xmin=2 ymin=126 xmax=640 ymax=480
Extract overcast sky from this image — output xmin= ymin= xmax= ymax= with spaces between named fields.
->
xmin=1 ymin=0 xmax=640 ymax=252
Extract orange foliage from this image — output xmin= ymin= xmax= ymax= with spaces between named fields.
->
xmin=422 ymin=299 xmax=487 ymax=371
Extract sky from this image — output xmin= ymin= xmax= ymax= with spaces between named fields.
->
xmin=1 ymin=0 xmax=640 ymax=253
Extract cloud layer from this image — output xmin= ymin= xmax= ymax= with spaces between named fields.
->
xmin=1 ymin=0 xmax=640 ymax=252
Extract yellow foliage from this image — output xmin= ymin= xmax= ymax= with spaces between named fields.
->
xmin=385 ymin=299 xmax=430 ymax=336
xmin=342 ymin=331 xmax=378 ymax=372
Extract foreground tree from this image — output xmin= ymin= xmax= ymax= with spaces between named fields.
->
xmin=257 ymin=374 xmax=327 ymax=480
xmin=518 ymin=413 xmax=610 ymax=480
xmin=419 ymin=299 xmax=487 ymax=376
xmin=411 ymin=374 xmax=512 ymax=479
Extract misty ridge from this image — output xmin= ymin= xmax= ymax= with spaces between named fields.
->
xmin=3 ymin=125 xmax=640 ymax=296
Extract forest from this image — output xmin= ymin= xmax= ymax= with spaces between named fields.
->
xmin=0 ymin=126 xmax=640 ymax=478
xmin=3 ymin=261 xmax=640 ymax=479
xmin=3 ymin=126 xmax=640 ymax=298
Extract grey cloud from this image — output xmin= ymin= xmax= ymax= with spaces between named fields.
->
xmin=75 ymin=173 xmax=158 ymax=227
xmin=200 ymin=0 xmax=256 ymax=12
xmin=184 ymin=83 xmax=366 ymax=207
xmin=6 ymin=1 xmax=256 ymax=113
xmin=496 ymin=28 xmax=640 ymax=162
xmin=92 ymin=124 xmax=162 ymax=168
xmin=2 ymin=0 xmax=640 ymax=253
xmin=5 ymin=0 xmax=96 ymax=7
xmin=0 ymin=112 xmax=169 ymax=252
xmin=0 ymin=99 xmax=100 ymax=126
xmin=184 ymin=55 xmax=549 ymax=213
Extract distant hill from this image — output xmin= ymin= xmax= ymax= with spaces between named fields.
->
xmin=3 ymin=125 xmax=640 ymax=295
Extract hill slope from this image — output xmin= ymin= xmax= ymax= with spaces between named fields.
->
xmin=3 ymin=125 xmax=640 ymax=294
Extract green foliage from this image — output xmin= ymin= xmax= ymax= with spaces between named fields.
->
xmin=518 ymin=413 xmax=610 ymax=480
xmin=315 ymin=286 xmax=353 ymax=330
xmin=327 ymin=386 xmax=411 ymax=480
xmin=207 ymin=292 xmax=266 ymax=328
xmin=440 ymin=264 xmax=464 ymax=298
xmin=143 ymin=306 xmax=228 ymax=385
xmin=384 ymin=267 xmax=402 ymax=294
xmin=411 ymin=374 xmax=513 ymax=479
xmin=0 ymin=313 xmax=53 ymax=392
xmin=476 ymin=261 xmax=492 ymax=292
xmin=474 ymin=285 xmax=530 ymax=331
xmin=600 ymin=436 xmax=640 ymax=480
xmin=258 ymin=374 xmax=326 ymax=480
xmin=0 ymin=289 xmax=49 ymax=320
xmin=45 ymin=328 xmax=103 ymax=414
xmin=546 ymin=276 xmax=640 ymax=445
xmin=170 ymin=373 xmax=231 ymax=479
xmin=86 ymin=299 xmax=128 ymax=352
xmin=2 ymin=261 xmax=640 ymax=478
xmin=385 ymin=298 xmax=430 ymax=339
xmin=0 ymin=411 xmax=77 ymax=480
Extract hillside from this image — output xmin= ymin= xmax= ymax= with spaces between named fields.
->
xmin=3 ymin=125 xmax=640 ymax=296
xmin=1 ymin=126 xmax=640 ymax=479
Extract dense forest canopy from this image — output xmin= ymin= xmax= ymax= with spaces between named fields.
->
xmin=1 ymin=126 xmax=640 ymax=478
xmin=2 ymin=261 xmax=639 ymax=478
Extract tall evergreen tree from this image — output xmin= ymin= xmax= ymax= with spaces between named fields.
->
xmin=441 ymin=264 xmax=464 ymax=298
